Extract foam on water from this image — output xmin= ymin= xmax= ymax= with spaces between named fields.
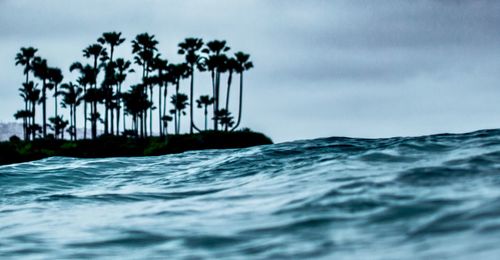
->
xmin=2 ymin=129 xmax=500 ymax=259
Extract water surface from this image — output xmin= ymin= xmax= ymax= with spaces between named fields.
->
xmin=2 ymin=129 xmax=500 ymax=259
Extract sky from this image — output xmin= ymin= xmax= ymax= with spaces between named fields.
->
xmin=1 ymin=0 xmax=500 ymax=143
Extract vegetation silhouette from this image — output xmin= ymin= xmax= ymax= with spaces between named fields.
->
xmin=8 ymin=32 xmax=269 ymax=165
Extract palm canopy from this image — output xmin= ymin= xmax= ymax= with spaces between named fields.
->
xmin=196 ymin=95 xmax=214 ymax=108
xmin=234 ymin=52 xmax=254 ymax=73
xmin=202 ymin=40 xmax=230 ymax=55
xmin=32 ymin=57 xmax=50 ymax=81
xmin=83 ymin=44 xmax=108 ymax=59
xmin=168 ymin=63 xmax=190 ymax=85
xmin=48 ymin=68 xmax=64 ymax=87
xmin=98 ymin=32 xmax=125 ymax=54
xmin=132 ymin=33 xmax=158 ymax=53
xmin=171 ymin=93 xmax=189 ymax=111
xmin=15 ymin=47 xmax=38 ymax=75
xmin=58 ymin=82 xmax=83 ymax=108
xmin=178 ymin=38 xmax=204 ymax=69
xmin=115 ymin=58 xmax=134 ymax=84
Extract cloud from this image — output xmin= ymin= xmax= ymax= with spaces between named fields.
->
xmin=1 ymin=0 xmax=500 ymax=142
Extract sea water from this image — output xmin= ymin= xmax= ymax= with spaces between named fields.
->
xmin=2 ymin=129 xmax=500 ymax=259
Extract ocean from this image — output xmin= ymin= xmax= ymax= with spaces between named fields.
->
xmin=2 ymin=129 xmax=500 ymax=259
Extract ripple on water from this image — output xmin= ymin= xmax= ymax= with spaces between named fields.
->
xmin=2 ymin=129 xmax=500 ymax=258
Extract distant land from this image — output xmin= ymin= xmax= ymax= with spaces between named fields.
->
xmin=0 ymin=123 xmax=91 ymax=141
xmin=0 ymin=123 xmax=23 ymax=141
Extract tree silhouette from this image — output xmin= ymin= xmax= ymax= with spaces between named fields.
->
xmin=14 ymin=34 xmax=254 ymax=141
xmin=151 ymin=56 xmax=169 ymax=136
xmin=171 ymin=93 xmax=189 ymax=134
xmin=26 ymin=85 xmax=41 ymax=140
xmin=178 ymin=38 xmax=205 ymax=134
xmin=161 ymin=115 xmax=173 ymax=136
xmin=15 ymin=47 xmax=38 ymax=140
xmin=202 ymin=40 xmax=231 ymax=131
xmin=32 ymin=57 xmax=51 ymax=138
xmin=224 ymin=57 xmax=238 ymax=111
xmin=98 ymin=32 xmax=125 ymax=135
xmin=123 ymin=84 xmax=152 ymax=137
xmin=114 ymin=58 xmax=134 ymax=135
xmin=132 ymin=33 xmax=158 ymax=137
xmin=196 ymin=95 xmax=214 ymax=131
xmin=213 ymin=109 xmax=234 ymax=131
xmin=231 ymin=52 xmax=253 ymax=131
xmin=168 ymin=63 xmax=189 ymax=134
xmin=17 ymin=82 xmax=36 ymax=140
xmin=49 ymin=116 xmax=69 ymax=140
xmin=70 ymin=62 xmax=95 ymax=139
xmin=48 ymin=68 xmax=63 ymax=126
xmin=82 ymin=43 xmax=108 ymax=139
xmin=58 ymin=82 xmax=83 ymax=141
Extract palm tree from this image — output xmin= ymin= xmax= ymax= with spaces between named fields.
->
xmin=15 ymin=47 xmax=38 ymax=84
xmin=17 ymin=82 xmax=37 ymax=140
xmin=58 ymin=82 xmax=83 ymax=141
xmin=161 ymin=115 xmax=173 ymax=136
xmin=14 ymin=110 xmax=32 ymax=139
xmin=27 ymin=86 xmax=41 ymax=140
xmin=231 ymin=52 xmax=254 ymax=131
xmin=70 ymin=62 xmax=94 ymax=139
xmin=98 ymin=32 xmax=125 ymax=134
xmin=122 ymin=84 xmax=152 ymax=137
xmin=224 ymin=57 xmax=238 ymax=111
xmin=32 ymin=57 xmax=51 ymax=138
xmin=202 ymin=40 xmax=231 ymax=131
xmin=132 ymin=33 xmax=158 ymax=137
xmin=15 ymin=47 xmax=38 ymax=140
xmin=48 ymin=68 xmax=63 ymax=121
xmin=170 ymin=93 xmax=188 ymax=134
xmin=98 ymin=32 xmax=125 ymax=65
xmin=196 ymin=95 xmax=214 ymax=131
xmin=151 ymin=56 xmax=169 ymax=136
xmin=214 ymin=109 xmax=234 ymax=131
xmin=168 ymin=63 xmax=189 ymax=134
xmin=178 ymin=38 xmax=205 ymax=134
xmin=49 ymin=116 xmax=69 ymax=140
xmin=82 ymin=43 xmax=108 ymax=139
xmin=114 ymin=58 xmax=134 ymax=135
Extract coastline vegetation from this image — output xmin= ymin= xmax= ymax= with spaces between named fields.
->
xmin=5 ymin=32 xmax=270 ymax=164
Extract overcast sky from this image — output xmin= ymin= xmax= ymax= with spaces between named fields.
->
xmin=1 ymin=0 xmax=500 ymax=142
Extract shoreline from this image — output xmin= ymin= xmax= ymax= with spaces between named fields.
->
xmin=0 ymin=130 xmax=273 ymax=166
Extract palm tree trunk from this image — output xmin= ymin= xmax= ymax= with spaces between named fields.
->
xmin=158 ymin=85 xmax=162 ymax=137
xmin=189 ymin=70 xmax=194 ymax=134
xmin=42 ymin=80 xmax=47 ymax=138
xmin=204 ymin=105 xmax=208 ymax=131
xmin=211 ymin=70 xmax=217 ymax=131
xmin=32 ymin=102 xmax=36 ymax=140
xmin=175 ymin=82 xmax=180 ymax=134
xmin=231 ymin=73 xmax=244 ymax=131
xmin=163 ymin=84 xmax=168 ymax=131
xmin=24 ymin=101 xmax=28 ymax=141
xmin=110 ymin=100 xmax=114 ymax=135
xmin=74 ymin=105 xmax=77 ymax=141
xmin=150 ymin=86 xmax=153 ymax=136
xmin=177 ymin=110 xmax=181 ymax=134
xmin=83 ymin=85 xmax=87 ymax=139
xmin=54 ymin=84 xmax=58 ymax=119
xmin=214 ymin=71 xmax=221 ymax=131
xmin=226 ymin=71 xmax=233 ymax=110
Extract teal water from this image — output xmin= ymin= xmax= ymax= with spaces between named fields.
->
xmin=2 ymin=129 xmax=500 ymax=259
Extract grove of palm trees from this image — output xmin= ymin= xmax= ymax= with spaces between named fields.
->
xmin=4 ymin=32 xmax=271 ymax=165
xmin=14 ymin=32 xmax=255 ymax=141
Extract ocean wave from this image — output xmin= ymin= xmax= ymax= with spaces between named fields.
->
xmin=2 ymin=129 xmax=500 ymax=259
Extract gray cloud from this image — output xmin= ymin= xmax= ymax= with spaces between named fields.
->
xmin=1 ymin=0 xmax=500 ymax=142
